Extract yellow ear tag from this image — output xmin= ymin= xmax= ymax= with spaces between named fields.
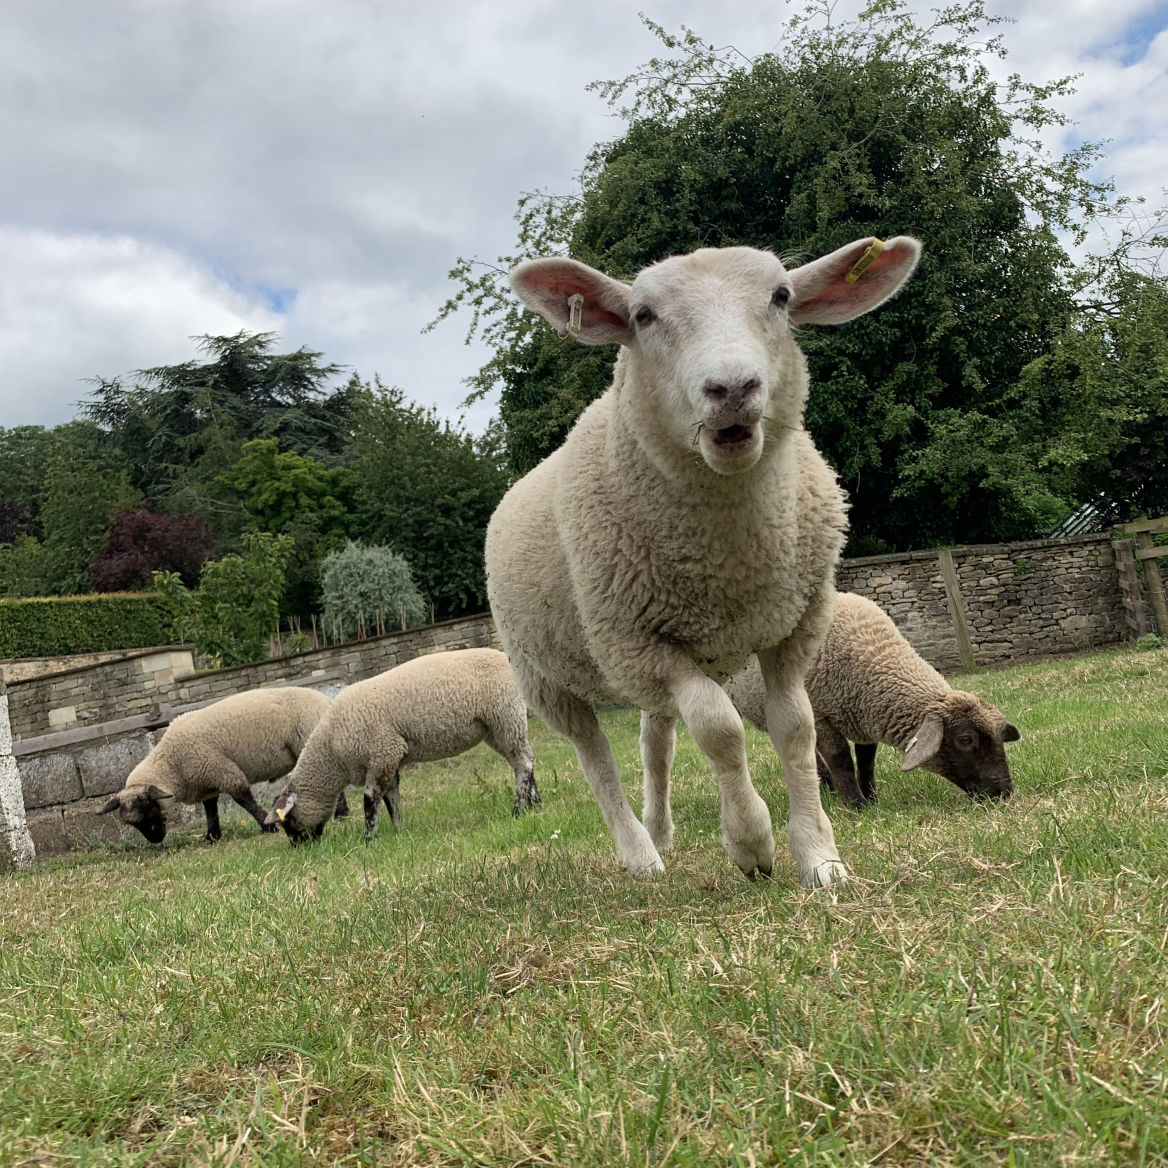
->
xmin=844 ymin=238 xmax=885 ymax=283
xmin=275 ymin=805 xmax=287 ymax=822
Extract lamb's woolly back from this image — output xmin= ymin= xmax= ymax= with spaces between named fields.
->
xmin=125 ymin=686 xmax=331 ymax=800
xmin=271 ymin=648 xmax=535 ymax=838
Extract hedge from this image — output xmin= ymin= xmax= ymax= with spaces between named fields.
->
xmin=0 ymin=593 xmax=175 ymax=659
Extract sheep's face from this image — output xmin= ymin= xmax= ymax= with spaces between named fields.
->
xmin=900 ymin=693 xmax=1020 ymax=800
xmin=265 ymin=790 xmax=325 ymax=844
xmin=510 ymin=237 xmax=921 ymax=477
xmin=96 ymin=786 xmax=171 ymax=843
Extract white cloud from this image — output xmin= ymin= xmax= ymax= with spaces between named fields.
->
xmin=1 ymin=0 xmax=1165 ymax=433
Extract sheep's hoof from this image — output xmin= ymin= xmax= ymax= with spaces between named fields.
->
xmin=633 ymin=857 xmax=666 ymax=878
xmin=203 ymin=833 xmax=221 ymax=844
xmin=802 ymin=860 xmax=848 ymax=889
xmin=745 ymin=862 xmax=772 ymax=881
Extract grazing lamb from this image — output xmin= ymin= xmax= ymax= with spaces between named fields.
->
xmin=486 ymin=235 xmax=920 ymax=884
xmin=265 ymin=648 xmax=538 ymax=842
xmin=723 ymin=591 xmax=1020 ymax=805
xmin=98 ymin=686 xmax=337 ymax=842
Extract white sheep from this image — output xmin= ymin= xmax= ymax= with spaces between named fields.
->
xmin=266 ymin=648 xmax=538 ymax=842
xmin=98 ymin=686 xmax=338 ymax=842
xmin=723 ymin=591 xmax=1020 ymax=804
xmin=487 ymin=237 xmax=920 ymax=884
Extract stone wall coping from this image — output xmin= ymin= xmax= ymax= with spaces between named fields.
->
xmin=839 ymin=532 xmax=1114 ymax=570
xmin=4 ymin=645 xmax=190 ymax=691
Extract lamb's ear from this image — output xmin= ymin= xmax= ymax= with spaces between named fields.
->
xmin=269 ymin=791 xmax=297 ymax=824
xmin=788 ymin=236 xmax=921 ymax=325
xmin=97 ymin=796 xmax=121 ymax=815
xmin=510 ymin=258 xmax=633 ymax=345
xmin=1003 ymin=723 xmax=1021 ymax=743
xmin=143 ymin=784 xmax=173 ymax=802
xmin=901 ymin=712 xmax=945 ymax=772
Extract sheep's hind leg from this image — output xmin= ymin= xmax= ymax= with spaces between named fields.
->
xmin=671 ymin=671 xmax=773 ymax=878
xmin=486 ymin=725 xmax=539 ymax=815
xmin=757 ymin=643 xmax=846 ymax=888
xmin=640 ymin=711 xmax=676 ymax=853
xmin=202 ymin=797 xmax=222 ymax=842
xmin=536 ymin=684 xmax=663 ymax=876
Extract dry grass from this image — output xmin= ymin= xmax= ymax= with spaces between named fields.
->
xmin=1 ymin=644 xmax=1166 ymax=1166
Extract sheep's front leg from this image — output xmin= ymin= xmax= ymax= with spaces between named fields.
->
xmin=854 ymin=743 xmax=878 ymax=803
xmin=202 ymin=797 xmax=222 ymax=842
xmin=757 ymin=645 xmax=846 ymax=888
xmin=640 ymin=711 xmax=677 ymax=853
xmin=817 ymin=720 xmax=868 ymax=807
xmin=364 ymin=767 xmax=402 ymax=840
xmin=220 ymin=765 xmax=278 ymax=834
xmin=673 ymin=673 xmax=773 ymax=878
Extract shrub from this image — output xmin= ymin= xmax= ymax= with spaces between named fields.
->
xmin=89 ymin=506 xmax=214 ymax=592
xmin=1135 ymin=633 xmax=1164 ymax=651
xmin=154 ymin=531 xmax=293 ymax=668
xmin=0 ymin=593 xmax=173 ymax=658
xmin=321 ymin=541 xmax=427 ymax=640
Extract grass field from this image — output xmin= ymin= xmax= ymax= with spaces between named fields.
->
xmin=2 ymin=645 xmax=1167 ymax=1166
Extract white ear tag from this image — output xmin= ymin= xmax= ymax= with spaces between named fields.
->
xmin=560 ymin=293 xmax=584 ymax=342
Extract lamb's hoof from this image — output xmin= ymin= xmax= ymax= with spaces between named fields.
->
xmin=203 ymin=833 xmax=221 ymax=844
xmin=802 ymin=860 xmax=848 ymax=889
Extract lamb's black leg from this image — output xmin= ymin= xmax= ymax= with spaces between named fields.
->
xmin=203 ymin=797 xmax=222 ymax=842
xmin=228 ymin=787 xmax=278 ymax=833
xmin=384 ymin=771 xmax=402 ymax=827
xmin=854 ymin=742 xmax=878 ymax=804
xmin=334 ymin=790 xmax=350 ymax=818
xmin=817 ymin=723 xmax=868 ymax=807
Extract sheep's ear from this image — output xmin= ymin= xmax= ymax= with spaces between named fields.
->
xmin=901 ymin=712 xmax=944 ymax=772
xmin=97 ymin=796 xmax=121 ymax=815
xmin=143 ymin=785 xmax=173 ymax=802
xmin=788 ymin=236 xmax=921 ymax=325
xmin=510 ymin=258 xmax=633 ymax=345
xmin=269 ymin=791 xmax=297 ymax=824
xmin=1003 ymin=723 xmax=1021 ymax=743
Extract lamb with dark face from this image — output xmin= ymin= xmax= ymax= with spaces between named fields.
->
xmin=721 ymin=591 xmax=1020 ymax=806
xmin=98 ymin=686 xmax=336 ymax=843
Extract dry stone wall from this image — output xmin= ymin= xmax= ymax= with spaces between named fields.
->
xmin=0 ymin=536 xmax=1136 ymax=865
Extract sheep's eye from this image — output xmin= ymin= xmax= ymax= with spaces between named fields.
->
xmin=956 ymin=733 xmax=977 ymax=751
xmin=634 ymin=305 xmax=655 ymax=325
xmin=771 ymin=285 xmax=791 ymax=308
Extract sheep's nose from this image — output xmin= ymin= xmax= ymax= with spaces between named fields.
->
xmin=703 ymin=377 xmax=761 ymax=413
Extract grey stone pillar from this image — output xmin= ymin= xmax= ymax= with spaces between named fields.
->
xmin=0 ymin=672 xmax=37 ymax=869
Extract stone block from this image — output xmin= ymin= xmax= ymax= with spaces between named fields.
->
xmin=63 ymin=797 xmax=128 ymax=849
xmin=26 ymin=809 xmax=69 ymax=856
xmin=76 ymin=733 xmax=153 ymax=797
xmin=47 ymin=705 xmax=78 ymax=729
xmin=17 ymin=753 xmax=83 ymax=809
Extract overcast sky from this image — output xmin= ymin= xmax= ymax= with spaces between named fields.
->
xmin=2 ymin=0 xmax=1166 ymax=437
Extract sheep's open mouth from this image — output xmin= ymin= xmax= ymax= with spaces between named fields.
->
xmin=710 ymin=424 xmax=755 ymax=450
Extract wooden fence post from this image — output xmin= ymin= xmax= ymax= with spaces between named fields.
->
xmin=0 ymin=673 xmax=36 ymax=869
xmin=937 ymin=548 xmax=977 ymax=672
xmin=1112 ymin=539 xmax=1152 ymax=637
xmin=1118 ymin=516 xmax=1168 ymax=636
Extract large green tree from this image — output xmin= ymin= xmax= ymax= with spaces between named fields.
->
xmin=347 ymin=380 xmax=510 ymax=617
xmin=80 ymin=332 xmax=358 ymax=515
xmin=0 ymin=423 xmax=141 ymax=596
xmin=435 ymin=1 xmax=1122 ymax=550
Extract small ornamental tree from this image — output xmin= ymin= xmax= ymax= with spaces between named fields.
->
xmin=154 ymin=531 xmax=293 ymax=667
xmin=89 ymin=505 xmax=214 ymax=592
xmin=320 ymin=541 xmax=427 ymax=640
